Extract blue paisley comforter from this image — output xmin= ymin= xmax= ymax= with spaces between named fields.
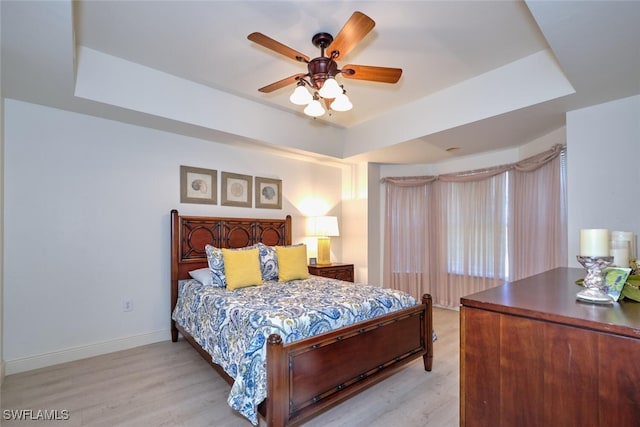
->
xmin=171 ymin=276 xmax=417 ymax=425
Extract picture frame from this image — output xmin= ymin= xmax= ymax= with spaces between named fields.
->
xmin=180 ymin=165 xmax=217 ymax=205
xmin=309 ymin=257 xmax=317 ymax=265
xmin=221 ymin=172 xmax=252 ymax=207
xmin=255 ymin=176 xmax=282 ymax=209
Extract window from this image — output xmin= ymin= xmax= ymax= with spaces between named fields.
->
xmin=445 ymin=173 xmax=510 ymax=280
xmin=382 ymin=144 xmax=566 ymax=308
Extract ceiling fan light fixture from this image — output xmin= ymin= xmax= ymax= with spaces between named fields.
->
xmin=304 ymin=99 xmax=326 ymax=117
xmin=330 ymin=92 xmax=353 ymax=112
xmin=289 ymin=84 xmax=313 ymax=105
xmin=249 ymin=11 xmax=402 ymax=121
xmin=317 ymin=77 xmax=342 ymax=99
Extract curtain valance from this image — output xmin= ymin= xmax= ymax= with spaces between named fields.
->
xmin=381 ymin=144 xmax=564 ymax=184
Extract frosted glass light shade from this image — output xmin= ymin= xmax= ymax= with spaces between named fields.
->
xmin=330 ymin=93 xmax=353 ymax=111
xmin=290 ymin=85 xmax=313 ymax=105
xmin=304 ymin=99 xmax=325 ymax=117
xmin=318 ymin=78 xmax=342 ymax=98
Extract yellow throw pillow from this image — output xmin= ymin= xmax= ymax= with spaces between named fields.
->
xmin=222 ymin=247 xmax=263 ymax=290
xmin=276 ymin=244 xmax=310 ymax=282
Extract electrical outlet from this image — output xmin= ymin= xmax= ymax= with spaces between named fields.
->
xmin=122 ymin=299 xmax=133 ymax=312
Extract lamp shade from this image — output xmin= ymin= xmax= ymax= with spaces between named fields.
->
xmin=309 ymin=216 xmax=340 ymax=237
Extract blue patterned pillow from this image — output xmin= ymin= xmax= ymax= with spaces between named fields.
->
xmin=204 ymin=244 xmax=226 ymax=287
xmin=257 ymin=243 xmax=278 ymax=281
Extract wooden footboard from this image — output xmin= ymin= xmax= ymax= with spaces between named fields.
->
xmin=266 ymin=294 xmax=433 ymax=426
xmin=176 ymin=293 xmax=433 ymax=427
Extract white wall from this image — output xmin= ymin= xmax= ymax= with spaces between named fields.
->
xmin=3 ymin=99 xmax=343 ymax=374
xmin=341 ymin=163 xmax=370 ymax=283
xmin=367 ymin=163 xmax=382 ymax=286
xmin=567 ymin=95 xmax=640 ymax=267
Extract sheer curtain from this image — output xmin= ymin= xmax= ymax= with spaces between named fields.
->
xmin=512 ymin=147 xmax=567 ymax=280
xmin=382 ymin=145 xmax=566 ymax=308
xmin=383 ymin=177 xmax=435 ymax=299
xmin=436 ymin=174 xmax=511 ymax=307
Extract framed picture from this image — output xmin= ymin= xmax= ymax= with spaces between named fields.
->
xmin=221 ymin=172 xmax=252 ymax=207
xmin=255 ymin=177 xmax=282 ymax=209
xmin=180 ymin=166 xmax=217 ymax=204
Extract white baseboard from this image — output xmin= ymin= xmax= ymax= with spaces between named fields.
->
xmin=5 ymin=330 xmax=170 ymax=375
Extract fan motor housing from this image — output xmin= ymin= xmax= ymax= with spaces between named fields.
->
xmin=308 ymin=32 xmax=339 ymax=89
xmin=308 ymin=57 xmax=339 ymax=89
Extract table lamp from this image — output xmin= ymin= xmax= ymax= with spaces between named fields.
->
xmin=309 ymin=216 xmax=339 ymax=265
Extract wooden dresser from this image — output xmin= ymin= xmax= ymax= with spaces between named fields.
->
xmin=460 ymin=267 xmax=640 ymax=427
xmin=308 ymin=263 xmax=354 ymax=282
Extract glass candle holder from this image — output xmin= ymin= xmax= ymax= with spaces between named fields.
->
xmin=576 ymin=255 xmax=613 ymax=303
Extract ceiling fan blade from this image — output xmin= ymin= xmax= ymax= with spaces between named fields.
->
xmin=248 ymin=32 xmax=310 ymax=63
xmin=258 ymin=73 xmax=307 ymax=93
xmin=326 ymin=11 xmax=375 ymax=60
xmin=341 ymin=64 xmax=402 ymax=83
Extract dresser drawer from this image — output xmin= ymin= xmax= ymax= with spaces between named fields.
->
xmin=308 ymin=263 xmax=354 ymax=282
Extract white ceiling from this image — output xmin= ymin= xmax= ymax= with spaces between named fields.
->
xmin=2 ymin=1 xmax=639 ymax=164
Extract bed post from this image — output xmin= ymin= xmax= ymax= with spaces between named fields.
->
xmin=422 ymin=293 xmax=433 ymax=371
xmin=170 ymin=209 xmax=180 ymax=342
xmin=266 ymin=334 xmax=288 ymax=427
xmin=284 ymin=215 xmax=292 ymax=246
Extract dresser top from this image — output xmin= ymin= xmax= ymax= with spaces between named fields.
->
xmin=460 ymin=267 xmax=640 ymax=339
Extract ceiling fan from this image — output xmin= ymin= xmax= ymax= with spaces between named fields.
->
xmin=247 ymin=11 xmax=402 ymax=117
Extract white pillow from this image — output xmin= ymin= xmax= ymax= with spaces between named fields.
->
xmin=189 ymin=267 xmax=214 ymax=286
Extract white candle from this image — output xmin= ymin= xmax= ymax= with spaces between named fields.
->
xmin=612 ymin=231 xmax=636 ymax=260
xmin=611 ymin=247 xmax=630 ymax=267
xmin=610 ymin=238 xmax=630 ymax=267
xmin=580 ymin=229 xmax=609 ymax=257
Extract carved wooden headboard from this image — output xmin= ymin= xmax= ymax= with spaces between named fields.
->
xmin=170 ymin=209 xmax=292 ymax=324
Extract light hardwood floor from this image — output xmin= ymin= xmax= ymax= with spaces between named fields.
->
xmin=1 ymin=308 xmax=459 ymax=427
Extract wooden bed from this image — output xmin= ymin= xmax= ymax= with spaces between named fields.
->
xmin=170 ymin=209 xmax=433 ymax=426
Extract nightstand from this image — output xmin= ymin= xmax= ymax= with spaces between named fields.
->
xmin=308 ymin=263 xmax=354 ymax=282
